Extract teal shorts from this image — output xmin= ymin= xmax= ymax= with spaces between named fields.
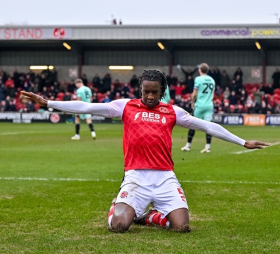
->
xmin=193 ymin=106 xmax=213 ymax=121
xmin=76 ymin=114 xmax=92 ymax=120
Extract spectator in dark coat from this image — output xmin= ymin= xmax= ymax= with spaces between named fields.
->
xmin=92 ymin=74 xmax=101 ymax=91
xmin=220 ymin=70 xmax=231 ymax=89
xmin=177 ymin=65 xmax=198 ymax=84
xmin=0 ymin=83 xmax=7 ymax=101
xmin=234 ymin=67 xmax=243 ymax=81
xmin=229 ymin=91 xmax=237 ymax=105
xmin=272 ymin=68 xmax=280 ymax=90
xmin=129 ymin=74 xmax=138 ymax=88
xmin=185 ymin=75 xmax=194 ymax=93
xmin=102 ymin=73 xmax=112 ymax=93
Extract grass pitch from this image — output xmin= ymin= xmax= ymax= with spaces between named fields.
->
xmin=0 ymin=122 xmax=279 ymax=254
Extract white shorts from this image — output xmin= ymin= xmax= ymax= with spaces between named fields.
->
xmin=115 ymin=170 xmax=188 ymax=218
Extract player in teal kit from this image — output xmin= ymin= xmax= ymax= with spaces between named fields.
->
xmin=71 ymin=79 xmax=96 ymax=140
xmin=181 ymin=63 xmax=215 ymax=153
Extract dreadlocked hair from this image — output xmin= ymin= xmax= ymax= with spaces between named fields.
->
xmin=138 ymin=69 xmax=167 ymax=99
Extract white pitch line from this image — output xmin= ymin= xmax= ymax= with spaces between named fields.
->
xmin=180 ymin=180 xmax=280 ymax=185
xmin=1 ymin=131 xmax=43 ymax=135
xmin=233 ymin=141 xmax=280 ymax=154
xmin=1 ymin=127 xmax=115 ymax=136
xmin=0 ymin=177 xmax=120 ymax=182
xmin=1 ymin=177 xmax=280 ymax=185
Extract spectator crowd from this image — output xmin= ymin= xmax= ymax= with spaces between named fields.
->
xmin=0 ymin=67 xmax=280 ymax=114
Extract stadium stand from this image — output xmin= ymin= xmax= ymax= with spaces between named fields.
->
xmin=0 ymin=68 xmax=279 ymax=114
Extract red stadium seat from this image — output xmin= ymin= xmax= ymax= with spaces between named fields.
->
xmin=183 ymin=94 xmax=191 ymax=100
xmin=56 ymin=92 xmax=65 ymax=101
xmin=272 ymin=94 xmax=280 ymax=104
xmin=252 ymin=83 xmax=260 ymax=89
xmin=97 ymin=93 xmax=105 ymax=102
xmin=274 ymin=88 xmax=280 ymax=96
xmin=244 ymin=83 xmax=253 ymax=93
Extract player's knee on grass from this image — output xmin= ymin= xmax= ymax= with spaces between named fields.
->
xmin=167 ymin=208 xmax=190 ymax=232
xmin=110 ymin=220 xmax=130 ymax=233
xmin=109 ymin=203 xmax=135 ymax=233
xmin=171 ymin=224 xmax=191 ymax=233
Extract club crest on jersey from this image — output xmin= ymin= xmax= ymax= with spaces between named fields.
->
xmin=159 ymin=107 xmax=169 ymax=113
xmin=134 ymin=112 xmax=166 ymax=124
xmin=120 ymin=191 xmax=128 ymax=199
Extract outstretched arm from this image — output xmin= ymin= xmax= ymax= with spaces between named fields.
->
xmin=243 ymin=140 xmax=269 ymax=149
xmin=21 ymin=91 xmax=48 ymax=107
xmin=190 ymin=118 xmax=270 ymax=149
xmin=174 ymin=107 xmax=271 ymax=149
xmin=20 ymin=91 xmax=127 ymax=118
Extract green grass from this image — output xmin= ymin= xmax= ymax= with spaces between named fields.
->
xmin=0 ymin=123 xmax=279 ymax=254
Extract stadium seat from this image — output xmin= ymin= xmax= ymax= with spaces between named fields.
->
xmin=56 ymin=92 xmax=65 ymax=101
xmin=252 ymin=83 xmax=260 ymax=89
xmin=183 ymin=94 xmax=191 ymax=100
xmin=35 ymin=104 xmax=40 ymax=111
xmin=274 ymin=88 xmax=280 ymax=96
xmin=97 ymin=93 xmax=105 ymax=102
xmin=272 ymin=94 xmax=280 ymax=104
xmin=265 ymin=94 xmax=272 ymax=102
xmin=244 ymin=84 xmax=254 ymax=94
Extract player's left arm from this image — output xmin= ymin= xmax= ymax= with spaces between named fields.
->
xmin=244 ymin=140 xmax=270 ymax=149
xmin=174 ymin=106 xmax=271 ymax=149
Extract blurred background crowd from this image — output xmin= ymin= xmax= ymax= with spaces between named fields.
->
xmin=0 ymin=66 xmax=280 ymax=114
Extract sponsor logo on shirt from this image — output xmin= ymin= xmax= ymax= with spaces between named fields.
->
xmin=134 ymin=112 xmax=166 ymax=124
xmin=134 ymin=112 xmax=141 ymax=121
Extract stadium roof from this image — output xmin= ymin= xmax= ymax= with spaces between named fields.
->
xmin=0 ymin=24 xmax=280 ymax=51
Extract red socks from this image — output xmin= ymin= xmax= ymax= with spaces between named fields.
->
xmin=148 ymin=212 xmax=169 ymax=228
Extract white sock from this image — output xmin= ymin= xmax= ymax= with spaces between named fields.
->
xmin=108 ymin=214 xmax=113 ymax=228
xmin=165 ymin=221 xmax=170 ymax=228
xmin=186 ymin=142 xmax=191 ymax=148
xmin=148 ymin=213 xmax=157 ymax=223
xmin=205 ymin=144 xmax=210 ymax=150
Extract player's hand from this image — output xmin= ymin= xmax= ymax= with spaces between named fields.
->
xmin=20 ymin=91 xmax=48 ymax=107
xmin=244 ymin=140 xmax=271 ymax=149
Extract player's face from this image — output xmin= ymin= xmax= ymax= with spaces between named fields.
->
xmin=141 ymin=80 xmax=162 ymax=108
xmin=75 ymin=82 xmax=82 ymax=88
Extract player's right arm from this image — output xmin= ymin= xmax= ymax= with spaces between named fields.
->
xmin=191 ymin=89 xmax=197 ymax=109
xmin=20 ymin=91 xmax=129 ymax=118
xmin=191 ymin=77 xmax=200 ymax=108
